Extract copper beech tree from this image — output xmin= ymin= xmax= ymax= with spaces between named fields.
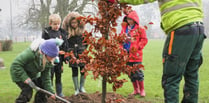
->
xmin=67 ymin=0 xmax=144 ymax=102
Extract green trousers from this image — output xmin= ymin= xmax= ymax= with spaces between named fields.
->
xmin=162 ymin=22 xmax=206 ymax=103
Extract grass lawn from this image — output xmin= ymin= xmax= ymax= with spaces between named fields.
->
xmin=0 ymin=39 xmax=209 ymax=103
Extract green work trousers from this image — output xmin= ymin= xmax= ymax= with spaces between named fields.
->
xmin=161 ymin=22 xmax=206 ymax=103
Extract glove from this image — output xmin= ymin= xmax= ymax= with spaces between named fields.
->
xmin=24 ymin=78 xmax=38 ymax=90
xmin=54 ymin=56 xmax=60 ymax=64
xmin=55 ymin=38 xmax=64 ymax=46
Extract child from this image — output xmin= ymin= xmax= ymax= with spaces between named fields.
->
xmin=120 ymin=10 xmax=148 ymax=96
xmin=42 ymin=14 xmax=68 ymax=97
xmin=10 ymin=38 xmax=63 ymax=103
xmin=62 ymin=12 xmax=86 ymax=95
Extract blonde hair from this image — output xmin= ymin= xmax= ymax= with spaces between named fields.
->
xmin=62 ymin=12 xmax=85 ymax=38
xmin=49 ymin=14 xmax=61 ymax=24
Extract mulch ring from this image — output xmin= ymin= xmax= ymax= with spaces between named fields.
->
xmin=47 ymin=91 xmax=151 ymax=103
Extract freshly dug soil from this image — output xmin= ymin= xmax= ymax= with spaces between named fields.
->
xmin=47 ymin=91 xmax=151 ymax=103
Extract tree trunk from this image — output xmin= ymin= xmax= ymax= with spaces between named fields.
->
xmin=54 ymin=0 xmax=69 ymax=20
xmin=102 ymin=76 xmax=107 ymax=103
xmin=39 ymin=0 xmax=51 ymax=29
xmin=102 ymin=21 xmax=109 ymax=103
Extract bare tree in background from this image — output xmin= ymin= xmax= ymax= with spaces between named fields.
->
xmin=18 ymin=0 xmax=98 ymax=30
xmin=16 ymin=0 xmax=209 ymax=38
xmin=133 ymin=2 xmax=163 ymax=38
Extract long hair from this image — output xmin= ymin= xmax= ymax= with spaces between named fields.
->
xmin=62 ymin=12 xmax=85 ymax=38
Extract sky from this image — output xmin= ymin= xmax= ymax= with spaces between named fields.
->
xmin=0 ymin=0 xmax=28 ymax=24
xmin=0 ymin=0 xmax=10 ymax=23
xmin=0 ymin=0 xmax=32 ymax=40
xmin=0 ymin=0 xmax=11 ymax=39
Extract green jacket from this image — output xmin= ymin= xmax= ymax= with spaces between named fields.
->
xmin=10 ymin=48 xmax=54 ymax=93
xmin=120 ymin=0 xmax=203 ymax=34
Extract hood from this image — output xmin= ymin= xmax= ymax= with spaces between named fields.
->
xmin=62 ymin=12 xmax=85 ymax=37
xmin=62 ymin=12 xmax=83 ymax=31
xmin=123 ymin=11 xmax=139 ymax=25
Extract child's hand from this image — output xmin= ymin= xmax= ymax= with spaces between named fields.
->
xmin=65 ymin=60 xmax=69 ymax=64
xmin=90 ymin=59 xmax=94 ymax=63
xmin=76 ymin=59 xmax=80 ymax=64
xmin=123 ymin=55 xmax=128 ymax=61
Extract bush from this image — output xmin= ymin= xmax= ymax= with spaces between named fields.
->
xmin=0 ymin=42 xmax=2 ymax=51
xmin=0 ymin=58 xmax=5 ymax=69
xmin=0 ymin=40 xmax=13 ymax=51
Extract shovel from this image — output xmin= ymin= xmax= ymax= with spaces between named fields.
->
xmin=34 ymin=86 xmax=70 ymax=103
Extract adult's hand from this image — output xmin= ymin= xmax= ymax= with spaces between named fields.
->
xmin=50 ymin=94 xmax=56 ymax=100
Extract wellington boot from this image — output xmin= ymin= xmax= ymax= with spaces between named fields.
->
xmin=131 ymin=81 xmax=140 ymax=95
xmin=138 ymin=81 xmax=146 ymax=97
xmin=73 ymin=77 xmax=80 ymax=95
xmin=79 ymin=75 xmax=86 ymax=93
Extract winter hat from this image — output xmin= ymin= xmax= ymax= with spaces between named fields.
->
xmin=40 ymin=38 xmax=63 ymax=58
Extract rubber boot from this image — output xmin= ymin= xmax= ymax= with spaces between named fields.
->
xmin=79 ymin=75 xmax=86 ymax=93
xmin=72 ymin=77 xmax=80 ymax=95
xmin=138 ymin=81 xmax=146 ymax=97
xmin=56 ymin=83 xmax=64 ymax=97
xmin=131 ymin=81 xmax=140 ymax=95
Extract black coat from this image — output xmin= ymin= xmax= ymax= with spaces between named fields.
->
xmin=42 ymin=27 xmax=68 ymax=51
xmin=42 ymin=27 xmax=69 ymax=63
xmin=67 ymin=35 xmax=87 ymax=67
